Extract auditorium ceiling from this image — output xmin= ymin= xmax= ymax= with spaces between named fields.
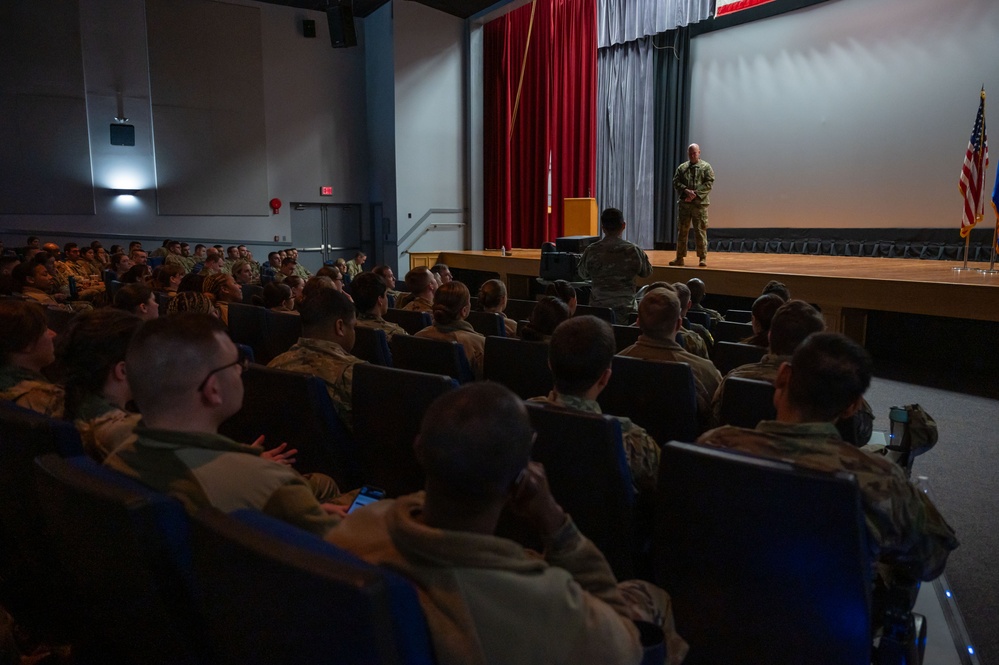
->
xmin=256 ymin=0 xmax=514 ymax=19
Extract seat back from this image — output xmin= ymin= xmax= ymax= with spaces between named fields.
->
xmin=352 ymin=364 xmax=456 ymax=497
xmin=713 ymin=320 xmax=755 ymax=343
xmin=382 ymin=309 xmax=432 ymax=335
xmin=45 ymin=306 xmax=76 ymax=334
xmin=389 ymin=334 xmax=474 ymax=383
xmin=599 ymin=356 xmax=699 ymax=444
xmin=711 ymin=340 xmax=768 ymax=376
xmin=466 ymin=310 xmax=507 ymax=337
xmin=226 ymin=302 xmax=267 ymax=358
xmin=503 ymin=297 xmax=538 ymax=322
xmin=574 ymin=303 xmax=616 ymax=323
xmin=483 ymin=336 xmax=552 ymax=399
xmin=189 ymin=508 xmax=435 ymax=665
xmin=611 ymin=324 xmax=641 ymax=353
xmin=218 ymin=365 xmax=361 ymax=488
xmin=717 ymin=376 xmax=777 ymax=428
xmin=241 ymin=284 xmax=263 ymax=304
xmin=685 ymin=309 xmax=711 ymax=328
xmin=725 ymin=309 xmax=753 ymax=323
xmin=258 ymin=308 xmax=304 ymax=364
xmin=352 ymin=326 xmax=393 ymax=366
xmin=498 ymin=403 xmax=635 ymax=579
xmin=655 ymin=441 xmax=871 ymax=664
xmin=33 ymin=454 xmax=208 ymax=664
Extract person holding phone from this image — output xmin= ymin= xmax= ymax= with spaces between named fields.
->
xmin=328 ymin=382 xmax=688 ymax=665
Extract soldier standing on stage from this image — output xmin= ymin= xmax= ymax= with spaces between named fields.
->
xmin=670 ymin=143 xmax=714 ymax=267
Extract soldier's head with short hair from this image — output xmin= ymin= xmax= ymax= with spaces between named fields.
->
xmin=405 ymin=266 xmax=436 ymax=299
xmin=548 ymin=316 xmax=615 ymax=397
xmin=636 ymin=288 xmax=682 ymax=341
xmin=768 ymin=300 xmax=825 ymax=356
xmin=776 ymin=332 xmax=871 ymax=424
xmin=671 ymin=282 xmax=692 ymax=314
xmin=686 ymin=278 xmax=707 ymax=305
xmin=297 ymin=287 xmax=356 ymax=352
xmin=600 ymin=208 xmax=625 ymax=236
xmin=750 ymin=293 xmax=785 ymax=338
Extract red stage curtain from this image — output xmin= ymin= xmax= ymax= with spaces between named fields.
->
xmin=484 ymin=0 xmax=596 ymax=249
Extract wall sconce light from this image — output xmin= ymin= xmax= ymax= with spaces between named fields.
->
xmin=111 ymin=188 xmax=139 ymax=196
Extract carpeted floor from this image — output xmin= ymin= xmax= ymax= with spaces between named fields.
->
xmin=866 ymin=376 xmax=998 ymax=664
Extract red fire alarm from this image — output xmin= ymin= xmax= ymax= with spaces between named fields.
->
xmin=320 ymin=186 xmax=333 ymax=196
xmin=269 ymin=198 xmax=282 ymax=214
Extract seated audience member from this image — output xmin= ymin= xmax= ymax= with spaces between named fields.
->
xmin=275 ymin=257 xmax=298 ymax=283
xmin=202 ymin=251 xmax=224 ymax=275
xmin=256 ymin=282 xmax=298 ymax=313
xmin=129 ymin=248 xmax=148 ymax=266
xmin=762 ymin=279 xmax=790 ymax=302
xmin=55 ymin=309 xmax=143 ymax=460
xmin=119 ymin=264 xmax=151 ymax=285
xmin=12 ymin=261 xmax=72 ymax=311
xmin=698 ymin=332 xmax=958 ymax=615
xmin=430 ymin=263 xmax=452 ymax=285
xmin=686 ymin=277 xmax=723 ymax=325
xmin=372 ymin=264 xmax=401 ymax=300
xmin=153 ymin=264 xmax=184 ymax=295
xmin=400 ymin=266 xmax=437 ymax=313
xmin=530 ymin=317 xmax=659 ymax=496
xmin=345 ymin=252 xmax=366 ymax=280
xmin=110 ymin=252 xmax=133 ymax=279
xmin=671 ymin=282 xmax=712 ymax=357
xmin=231 ymin=259 xmax=255 ymax=286
xmin=351 ymin=272 xmax=407 ymax=340
xmin=519 ymin=296 xmax=571 ymax=343
xmin=163 ymin=240 xmax=190 ymax=271
xmin=0 ymin=255 xmax=19 ymax=295
xmin=261 ymin=251 xmax=281 ymax=282
xmin=167 ymin=291 xmax=219 ymax=318
xmin=328 ymin=382 xmax=688 ymax=665
xmin=176 ymin=272 xmax=205 ymax=294
xmin=741 ymin=293 xmax=784 ymax=348
xmin=202 ymin=273 xmax=243 ymax=325
xmin=289 ymin=249 xmax=312 ymax=279
xmin=314 ymin=268 xmax=349 ymax=298
xmin=103 ymin=314 xmax=342 ymax=535
xmin=709 ymin=300 xmax=874 ymax=443
xmin=267 ymin=288 xmax=364 ymax=428
xmin=284 ymin=274 xmax=306 ymax=303
xmin=544 ymin=279 xmax=577 ymax=316
xmin=619 ymin=287 xmax=721 ymax=426
xmin=414 ymin=281 xmax=485 ymax=379
xmin=113 ymin=283 xmax=161 ymax=321
xmin=333 ymin=257 xmax=349 ymax=277
xmin=0 ymin=301 xmax=64 ymax=417
xmin=477 ymin=278 xmax=518 ymax=336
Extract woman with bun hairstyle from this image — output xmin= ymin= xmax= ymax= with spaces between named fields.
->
xmin=414 ymin=280 xmax=485 ymax=379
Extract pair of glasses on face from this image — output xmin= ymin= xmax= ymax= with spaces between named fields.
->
xmin=197 ymin=346 xmax=249 ymax=392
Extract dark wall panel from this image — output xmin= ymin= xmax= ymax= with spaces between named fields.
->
xmin=147 ymin=0 xmax=268 ymax=216
xmin=0 ymin=1 xmax=94 ymax=215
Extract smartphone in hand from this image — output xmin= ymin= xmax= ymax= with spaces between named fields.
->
xmin=347 ymin=486 xmax=386 ymax=514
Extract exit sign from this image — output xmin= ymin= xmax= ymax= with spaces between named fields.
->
xmin=320 ymin=186 xmax=333 ymax=196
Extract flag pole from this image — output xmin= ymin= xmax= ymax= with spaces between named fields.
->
xmin=954 ymin=234 xmax=972 ymax=271
xmin=958 ymin=87 xmax=986 ymax=271
xmin=979 ymin=91 xmax=998 ymax=274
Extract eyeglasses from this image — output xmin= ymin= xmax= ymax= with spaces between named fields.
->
xmin=197 ymin=346 xmax=249 ymax=392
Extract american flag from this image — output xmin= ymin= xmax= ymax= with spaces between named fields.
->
xmin=959 ymin=89 xmax=988 ymax=238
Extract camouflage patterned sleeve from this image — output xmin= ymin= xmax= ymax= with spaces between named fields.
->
xmin=636 ymin=246 xmax=653 ymax=278
xmin=619 ymin=419 xmax=660 ymax=496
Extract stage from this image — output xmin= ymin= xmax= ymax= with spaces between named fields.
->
xmin=411 ymin=250 xmax=999 ymax=342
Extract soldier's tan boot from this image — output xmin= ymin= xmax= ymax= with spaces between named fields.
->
xmin=669 ymin=258 xmax=684 ymax=266
xmin=698 ymin=257 xmax=707 ymax=267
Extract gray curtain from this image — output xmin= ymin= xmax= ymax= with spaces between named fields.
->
xmin=653 ymin=27 xmax=692 ymax=246
xmin=598 ymin=0 xmax=712 ymax=48
xmin=597 ymin=37 xmax=655 ymax=249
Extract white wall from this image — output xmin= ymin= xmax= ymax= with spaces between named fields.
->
xmin=392 ymin=0 xmax=467 ymax=265
xmin=1 ymin=0 xmax=370 ymax=253
xmin=689 ymin=0 xmax=999 ymax=229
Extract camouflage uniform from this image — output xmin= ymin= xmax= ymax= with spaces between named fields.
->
xmin=414 ymin=321 xmax=485 ymax=380
xmin=74 ymin=392 xmax=141 ymax=462
xmin=20 ymin=287 xmax=74 ymax=312
xmin=293 ymin=262 xmax=313 ymax=280
xmin=401 ymin=295 xmax=434 ymax=313
xmin=697 ymin=421 xmax=959 ymax=583
xmin=672 ymin=159 xmax=714 ymax=261
xmin=687 ymin=320 xmax=713 ymax=350
xmin=267 ymin=337 xmax=365 ymax=429
xmin=529 ymin=392 xmax=660 ymax=497
xmin=619 ymin=335 xmax=722 ymax=428
xmin=676 ymin=328 xmax=709 ymax=359
xmin=578 ymin=235 xmax=653 ymax=323
xmin=709 ymin=354 xmax=875 ymax=442
xmin=104 ymin=424 xmax=340 ymax=537
xmin=0 ymin=365 xmax=65 ymax=418
xmin=356 ymin=312 xmax=408 ymax=341
xmin=165 ymin=253 xmax=194 ymax=272
xmin=345 ymin=260 xmax=364 ymax=280
xmin=690 ymin=302 xmax=724 ymax=325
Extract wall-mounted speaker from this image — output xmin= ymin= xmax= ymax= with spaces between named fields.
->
xmin=326 ymin=6 xmax=356 ymax=48
xmin=303 ymin=19 xmax=316 ymax=38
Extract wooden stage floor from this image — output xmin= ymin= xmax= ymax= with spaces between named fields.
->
xmin=424 ymin=250 xmax=999 ymax=340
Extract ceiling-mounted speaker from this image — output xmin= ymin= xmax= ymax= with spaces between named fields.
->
xmin=326 ymin=6 xmax=357 ymax=48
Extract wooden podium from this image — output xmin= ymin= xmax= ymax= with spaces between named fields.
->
xmin=563 ymin=198 xmax=598 ymax=237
